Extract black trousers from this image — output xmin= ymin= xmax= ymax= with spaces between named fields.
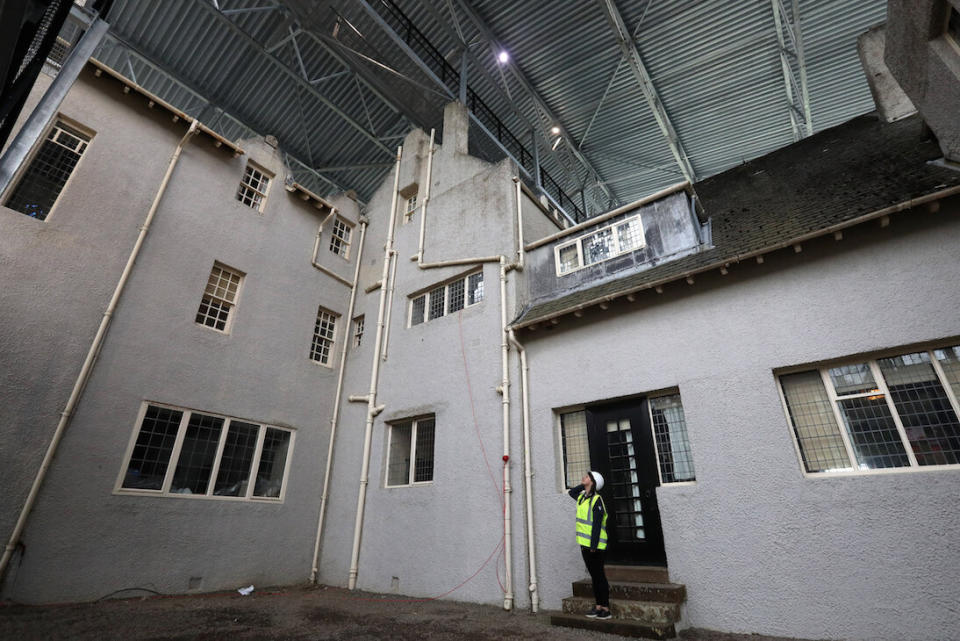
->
xmin=580 ymin=546 xmax=610 ymax=607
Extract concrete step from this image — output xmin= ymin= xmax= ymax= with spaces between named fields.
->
xmin=561 ymin=595 xmax=680 ymax=626
xmin=605 ymin=565 xmax=670 ymax=583
xmin=550 ymin=612 xmax=676 ymax=639
xmin=572 ymin=579 xmax=687 ymax=603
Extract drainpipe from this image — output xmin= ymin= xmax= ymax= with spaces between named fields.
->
xmin=310 ymin=215 xmax=369 ymax=583
xmin=348 ymin=146 xmax=403 ymax=590
xmin=508 ymin=329 xmax=538 ymax=613
xmin=0 ymin=120 xmax=200 ymax=585
xmin=379 ymin=248 xmax=399 ymax=361
xmin=513 ymin=177 xmax=525 ymax=270
xmin=497 ymin=257 xmax=515 ymax=611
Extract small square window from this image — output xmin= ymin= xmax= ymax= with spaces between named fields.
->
xmin=353 ymin=315 xmax=365 ymax=348
xmin=310 ymin=307 xmax=338 ymax=365
xmin=236 ymin=163 xmax=271 ymax=212
xmin=329 ymin=216 xmax=353 ymax=259
xmin=386 ymin=416 xmax=435 ymax=486
xmin=5 ymin=120 xmax=91 ymax=220
xmin=196 ymin=263 xmax=244 ymax=332
xmin=406 ymin=194 xmax=418 ymax=214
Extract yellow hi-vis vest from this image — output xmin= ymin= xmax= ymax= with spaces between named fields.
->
xmin=576 ymin=492 xmax=608 ymax=550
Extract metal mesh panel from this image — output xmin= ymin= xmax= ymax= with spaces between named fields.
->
xmin=122 ymin=405 xmax=183 ymax=490
xmin=213 ymin=420 xmax=259 ymax=497
xmin=879 ymin=353 xmax=960 ymax=466
xmin=428 ymin=285 xmax=445 ymax=320
xmin=560 ymin=411 xmax=590 ymax=488
xmin=414 ymin=418 xmax=435 ymax=483
xmin=448 ymin=278 xmax=465 ymax=313
xmin=170 ymin=413 xmax=225 ymax=495
xmin=6 ymin=122 xmax=90 ymax=220
xmin=387 ymin=422 xmax=412 ymax=486
xmin=650 ymin=394 xmax=696 ymax=482
xmin=780 ymin=371 xmax=851 ymax=472
xmin=836 ymin=396 xmax=910 ymax=469
xmin=310 ymin=309 xmax=337 ymax=364
xmin=254 ymin=428 xmax=291 ymax=498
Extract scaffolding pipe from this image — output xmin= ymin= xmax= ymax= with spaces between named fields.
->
xmin=508 ymin=329 xmax=538 ymax=612
xmin=348 ymin=146 xmax=403 ymax=590
xmin=310 ymin=216 xmax=369 ymax=583
xmin=0 ymin=120 xmax=200 ymax=585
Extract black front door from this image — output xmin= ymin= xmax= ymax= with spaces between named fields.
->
xmin=586 ymin=399 xmax=667 ymax=566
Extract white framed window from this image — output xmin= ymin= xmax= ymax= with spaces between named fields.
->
xmin=310 ymin=307 xmax=338 ymax=365
xmin=554 ymin=214 xmax=646 ymax=276
xmin=557 ymin=392 xmax=695 ymax=489
xmin=236 ymin=162 xmax=272 ymax=212
xmin=778 ymin=344 xmax=960 ymax=475
xmin=5 ymin=120 xmax=91 ymax=221
xmin=405 ymin=194 xmax=418 ymax=216
xmin=386 ymin=416 xmax=436 ymax=487
xmin=409 ymin=270 xmax=484 ymax=327
xmin=353 ymin=315 xmax=365 ymax=348
xmin=195 ymin=262 xmax=244 ymax=333
xmin=329 ymin=216 xmax=353 ymax=259
xmin=117 ymin=402 xmax=294 ymax=501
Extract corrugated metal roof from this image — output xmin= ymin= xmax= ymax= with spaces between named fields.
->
xmin=91 ymin=0 xmax=888 ymax=211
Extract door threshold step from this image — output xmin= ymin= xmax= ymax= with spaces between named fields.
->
xmin=572 ymin=579 xmax=687 ymax=603
xmin=605 ymin=565 xmax=670 ymax=583
xmin=561 ymin=595 xmax=680 ymax=625
xmin=550 ymin=612 xmax=676 ymax=639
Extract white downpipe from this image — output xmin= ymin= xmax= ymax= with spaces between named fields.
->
xmin=508 ymin=329 xmax=538 ymax=613
xmin=498 ymin=257 xmax=515 ymax=611
xmin=380 ymin=248 xmax=399 ymax=361
xmin=348 ymin=145 xmax=403 ymax=590
xmin=0 ymin=120 xmax=200 ymax=584
xmin=310 ymin=217 xmax=368 ymax=583
xmin=513 ymin=178 xmax=524 ymax=271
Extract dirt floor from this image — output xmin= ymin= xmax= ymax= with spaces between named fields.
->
xmin=0 ymin=584 xmax=823 ymax=641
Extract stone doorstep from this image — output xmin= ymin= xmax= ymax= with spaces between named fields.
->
xmin=572 ymin=579 xmax=687 ymax=603
xmin=605 ymin=565 xmax=670 ymax=583
xmin=549 ymin=612 xmax=677 ymax=640
xmin=561 ymin=595 xmax=680 ymax=626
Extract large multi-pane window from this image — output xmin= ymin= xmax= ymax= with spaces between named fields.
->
xmin=236 ymin=162 xmax=271 ymax=212
xmin=409 ymin=270 xmax=484 ymax=326
xmin=386 ymin=416 xmax=436 ymax=487
xmin=558 ymin=392 xmax=695 ymax=488
xmin=310 ymin=307 xmax=338 ymax=365
xmin=554 ymin=214 xmax=646 ymax=276
xmin=119 ymin=403 xmax=294 ymax=500
xmin=329 ymin=216 xmax=353 ymax=259
xmin=195 ymin=263 xmax=244 ymax=332
xmin=779 ymin=344 xmax=960 ymax=474
xmin=5 ymin=121 xmax=91 ymax=220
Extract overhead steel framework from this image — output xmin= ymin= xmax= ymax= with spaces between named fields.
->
xmin=771 ymin=0 xmax=814 ymax=141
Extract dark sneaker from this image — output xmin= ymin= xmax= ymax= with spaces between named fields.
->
xmin=585 ymin=606 xmax=600 ymax=618
xmin=595 ymin=609 xmax=612 ymax=620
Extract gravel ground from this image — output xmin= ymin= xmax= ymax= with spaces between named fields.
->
xmin=0 ymin=584 xmax=823 ymax=641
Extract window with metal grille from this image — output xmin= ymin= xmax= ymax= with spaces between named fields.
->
xmin=554 ymin=214 xmax=646 ymax=276
xmin=5 ymin=121 xmax=90 ymax=220
xmin=329 ymin=216 xmax=353 ymax=258
xmin=779 ymin=344 xmax=960 ymax=474
xmin=649 ymin=394 xmax=696 ymax=483
xmin=353 ymin=315 xmax=365 ymax=347
xmin=119 ymin=403 xmax=294 ymax=500
xmin=195 ymin=263 xmax=243 ymax=332
xmin=409 ymin=270 xmax=484 ymax=327
xmin=236 ymin=162 xmax=271 ymax=212
xmin=386 ymin=416 xmax=435 ymax=487
xmin=559 ymin=411 xmax=591 ymax=489
xmin=310 ymin=307 xmax=338 ymax=365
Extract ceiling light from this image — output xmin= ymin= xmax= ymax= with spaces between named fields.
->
xmin=497 ymin=50 xmax=509 ymax=64
xmin=550 ymin=126 xmax=561 ymax=135
xmin=552 ymin=137 xmax=562 ymax=151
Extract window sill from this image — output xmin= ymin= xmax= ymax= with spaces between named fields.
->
xmin=113 ymin=488 xmax=284 ymax=503
xmin=196 ymin=323 xmax=232 ymax=335
xmin=384 ymin=481 xmax=434 ymax=489
xmin=800 ymin=463 xmax=960 ymax=479
xmin=309 ymin=358 xmax=335 ymax=369
xmin=659 ymin=480 xmax=696 ymax=487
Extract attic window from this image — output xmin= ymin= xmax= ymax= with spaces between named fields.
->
xmin=554 ymin=214 xmax=646 ymax=276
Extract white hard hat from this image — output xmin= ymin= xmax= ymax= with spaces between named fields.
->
xmin=589 ymin=471 xmax=604 ymax=491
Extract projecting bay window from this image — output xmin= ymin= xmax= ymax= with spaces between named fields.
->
xmin=5 ymin=120 xmax=91 ymax=221
xmin=386 ymin=416 xmax=436 ymax=487
xmin=779 ymin=345 xmax=960 ymax=475
xmin=554 ymin=214 xmax=646 ymax=276
xmin=409 ymin=270 xmax=484 ymax=326
xmin=118 ymin=403 xmax=294 ymax=500
xmin=236 ymin=162 xmax=272 ymax=212
xmin=196 ymin=263 xmax=244 ymax=332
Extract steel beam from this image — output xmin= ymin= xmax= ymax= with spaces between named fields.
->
xmin=599 ymin=0 xmax=696 ymax=184
xmin=771 ymin=0 xmax=813 ymax=139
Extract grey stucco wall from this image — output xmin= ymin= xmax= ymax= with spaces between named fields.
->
xmin=2 ymin=70 xmax=361 ymax=601
xmin=520 ymin=203 xmax=960 ymax=641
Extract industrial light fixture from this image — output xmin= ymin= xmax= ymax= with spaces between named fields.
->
xmin=497 ymin=50 xmax=509 ymax=64
xmin=551 ymin=137 xmax=562 ymax=151
xmin=550 ymin=126 xmax=561 ymax=135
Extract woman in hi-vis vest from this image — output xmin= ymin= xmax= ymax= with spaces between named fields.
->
xmin=569 ymin=471 xmax=610 ymax=619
